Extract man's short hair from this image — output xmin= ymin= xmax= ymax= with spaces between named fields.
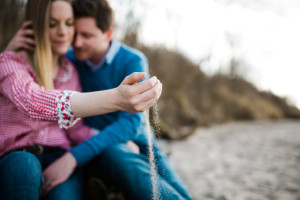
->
xmin=72 ymin=0 xmax=114 ymax=32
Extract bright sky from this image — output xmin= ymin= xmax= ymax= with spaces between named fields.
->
xmin=110 ymin=0 xmax=300 ymax=108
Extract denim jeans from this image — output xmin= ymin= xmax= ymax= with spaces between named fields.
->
xmin=87 ymin=133 xmax=192 ymax=200
xmin=0 ymin=150 xmax=83 ymax=200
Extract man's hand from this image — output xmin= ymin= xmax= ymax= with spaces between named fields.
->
xmin=126 ymin=141 xmax=140 ymax=154
xmin=5 ymin=21 xmax=35 ymax=52
xmin=117 ymin=72 xmax=162 ymax=113
xmin=41 ymin=152 xmax=77 ymax=196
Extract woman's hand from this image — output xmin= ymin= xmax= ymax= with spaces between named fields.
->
xmin=5 ymin=21 xmax=35 ymax=52
xmin=116 ymin=72 xmax=162 ymax=112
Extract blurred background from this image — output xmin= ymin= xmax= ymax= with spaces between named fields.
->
xmin=1 ymin=0 xmax=300 ymax=199
xmin=108 ymin=0 xmax=300 ymax=139
xmin=108 ymin=0 xmax=300 ymax=199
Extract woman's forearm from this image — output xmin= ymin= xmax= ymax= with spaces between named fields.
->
xmin=70 ymin=89 xmax=120 ymax=118
xmin=70 ymin=73 xmax=162 ymax=118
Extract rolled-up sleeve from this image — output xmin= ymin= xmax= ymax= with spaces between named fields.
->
xmin=0 ymin=51 xmax=78 ymax=129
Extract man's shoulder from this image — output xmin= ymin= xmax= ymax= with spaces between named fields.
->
xmin=66 ymin=49 xmax=77 ymax=62
xmin=110 ymin=41 xmax=149 ymax=78
xmin=117 ymin=41 xmax=147 ymax=61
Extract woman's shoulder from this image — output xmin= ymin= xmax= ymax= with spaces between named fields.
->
xmin=0 ymin=51 xmax=29 ymax=64
xmin=0 ymin=51 xmax=34 ymax=73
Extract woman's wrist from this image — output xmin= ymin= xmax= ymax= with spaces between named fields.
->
xmin=70 ymin=89 xmax=121 ymax=118
xmin=110 ymin=87 xmax=122 ymax=111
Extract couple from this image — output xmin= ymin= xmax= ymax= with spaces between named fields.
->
xmin=0 ymin=0 xmax=192 ymax=199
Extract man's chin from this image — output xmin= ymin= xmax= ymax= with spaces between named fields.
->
xmin=74 ymin=51 xmax=88 ymax=61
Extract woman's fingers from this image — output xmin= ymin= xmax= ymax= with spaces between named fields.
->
xmin=21 ymin=37 xmax=35 ymax=47
xmin=138 ymin=91 xmax=161 ymax=111
xmin=22 ymin=43 xmax=35 ymax=51
xmin=132 ymin=80 xmax=162 ymax=111
xmin=19 ymin=23 xmax=35 ymax=49
xmin=132 ymin=76 xmax=158 ymax=95
xmin=21 ymin=20 xmax=33 ymax=29
xmin=22 ymin=29 xmax=35 ymax=38
xmin=122 ymin=72 xmax=146 ymax=85
xmin=118 ymin=75 xmax=162 ymax=112
xmin=5 ymin=21 xmax=35 ymax=52
xmin=17 ymin=21 xmax=35 ymax=50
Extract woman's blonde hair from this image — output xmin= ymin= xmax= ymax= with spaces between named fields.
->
xmin=25 ymin=0 xmax=72 ymax=89
xmin=25 ymin=0 xmax=53 ymax=89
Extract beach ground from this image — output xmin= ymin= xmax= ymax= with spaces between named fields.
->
xmin=158 ymin=120 xmax=300 ymax=200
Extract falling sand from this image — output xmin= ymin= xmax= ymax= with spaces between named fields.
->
xmin=144 ymin=104 xmax=161 ymax=200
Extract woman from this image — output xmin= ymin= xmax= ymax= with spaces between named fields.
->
xmin=0 ymin=0 xmax=162 ymax=199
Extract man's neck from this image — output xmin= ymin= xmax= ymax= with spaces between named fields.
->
xmin=89 ymin=42 xmax=111 ymax=65
xmin=89 ymin=52 xmax=106 ymax=66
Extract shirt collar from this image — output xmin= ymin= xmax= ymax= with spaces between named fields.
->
xmin=54 ymin=56 xmax=74 ymax=86
xmin=85 ymin=39 xmax=121 ymax=71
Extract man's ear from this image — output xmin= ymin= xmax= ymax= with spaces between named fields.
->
xmin=106 ymin=28 xmax=114 ymax=41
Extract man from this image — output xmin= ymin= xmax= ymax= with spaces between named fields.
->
xmin=7 ymin=0 xmax=192 ymax=199
xmin=66 ymin=1 xmax=191 ymax=199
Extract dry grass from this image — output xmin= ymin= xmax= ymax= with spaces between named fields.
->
xmin=125 ymin=39 xmax=300 ymax=139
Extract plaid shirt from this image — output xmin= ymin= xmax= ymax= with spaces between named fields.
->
xmin=0 ymin=51 xmax=95 ymax=157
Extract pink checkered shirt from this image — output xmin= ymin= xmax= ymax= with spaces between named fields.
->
xmin=0 ymin=51 xmax=96 ymax=157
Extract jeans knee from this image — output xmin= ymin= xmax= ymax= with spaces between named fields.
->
xmin=0 ymin=151 xmax=43 ymax=199
xmin=1 ymin=151 xmax=42 ymax=183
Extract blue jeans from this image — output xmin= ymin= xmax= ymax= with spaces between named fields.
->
xmin=87 ymin=133 xmax=192 ymax=200
xmin=0 ymin=150 xmax=83 ymax=200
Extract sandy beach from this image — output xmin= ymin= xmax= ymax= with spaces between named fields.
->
xmin=158 ymin=120 xmax=300 ymax=200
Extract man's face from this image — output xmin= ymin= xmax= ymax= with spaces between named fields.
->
xmin=73 ymin=17 xmax=111 ymax=62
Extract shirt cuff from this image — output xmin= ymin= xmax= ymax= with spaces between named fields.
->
xmin=69 ymin=141 xmax=97 ymax=166
xmin=56 ymin=90 xmax=80 ymax=129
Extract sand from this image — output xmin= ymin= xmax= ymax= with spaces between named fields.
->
xmin=158 ymin=120 xmax=300 ymax=200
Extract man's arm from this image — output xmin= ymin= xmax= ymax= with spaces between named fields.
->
xmin=69 ymin=111 xmax=144 ymax=165
xmin=70 ymin=51 xmax=151 ymax=165
xmin=41 ymin=53 xmax=153 ymax=195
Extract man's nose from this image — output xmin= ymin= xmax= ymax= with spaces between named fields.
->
xmin=73 ymin=35 xmax=82 ymax=47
